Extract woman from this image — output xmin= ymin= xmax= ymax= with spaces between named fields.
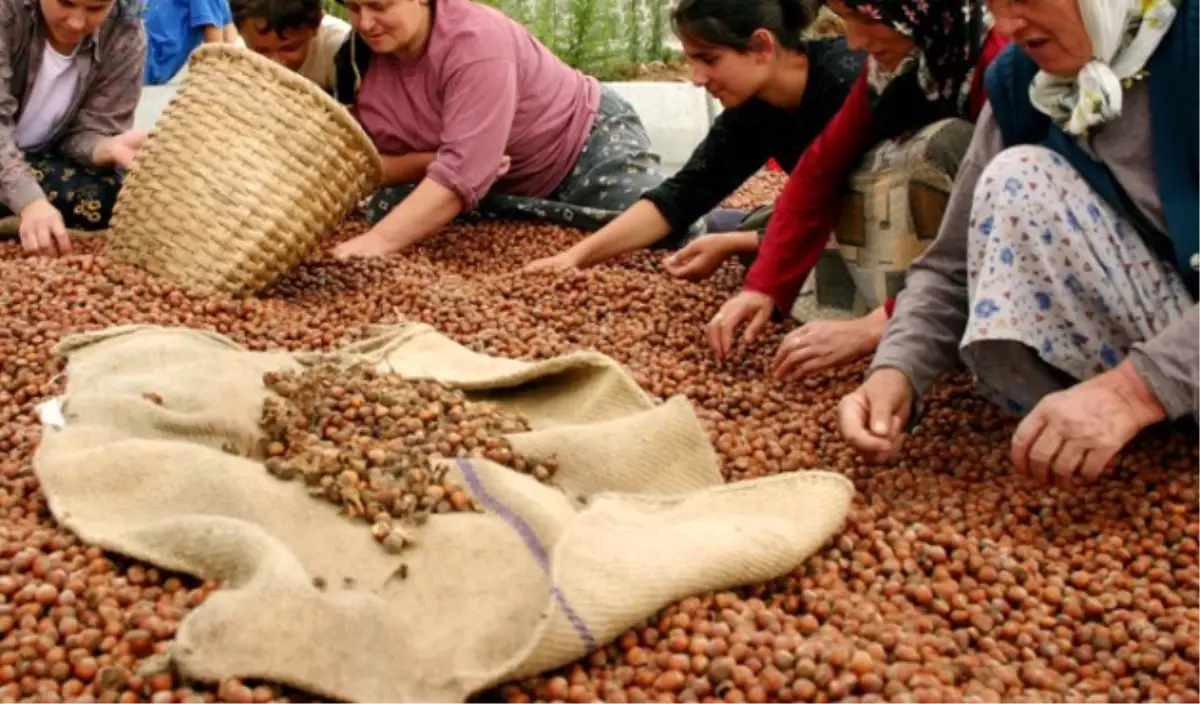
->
xmin=328 ymin=0 xmax=669 ymax=259
xmin=0 ymin=0 xmax=148 ymax=257
xmin=523 ymin=0 xmax=866 ymax=273
xmin=706 ymin=0 xmax=1008 ymax=378
xmin=840 ymin=0 xmax=1197 ymax=484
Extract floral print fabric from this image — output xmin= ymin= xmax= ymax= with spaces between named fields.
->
xmin=1029 ymin=0 xmax=1178 ymax=137
xmin=959 ymin=145 xmax=1191 ymax=415
xmin=0 ymin=152 xmax=123 ymax=230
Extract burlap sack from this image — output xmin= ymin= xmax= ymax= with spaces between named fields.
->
xmin=33 ymin=323 xmax=854 ymax=703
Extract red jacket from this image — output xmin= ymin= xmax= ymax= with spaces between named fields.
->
xmin=744 ymin=29 xmax=1011 ymax=317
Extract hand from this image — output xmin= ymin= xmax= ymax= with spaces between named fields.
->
xmin=524 ymin=250 xmax=580 ymax=273
xmin=838 ymin=368 xmax=914 ymax=463
xmin=497 ymin=155 xmax=512 ymax=178
xmin=18 ymin=198 xmax=70 ymax=257
xmin=331 ymin=228 xmax=402 ymax=259
xmin=772 ymin=308 xmax=887 ymax=380
xmin=662 ymin=233 xmax=739 ymax=281
xmin=1011 ymin=361 xmax=1166 ymax=485
xmin=706 ymin=290 xmax=774 ymax=362
xmin=93 ymin=129 xmax=150 ymax=170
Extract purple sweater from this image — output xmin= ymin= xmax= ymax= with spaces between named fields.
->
xmin=354 ymin=0 xmax=601 ymax=210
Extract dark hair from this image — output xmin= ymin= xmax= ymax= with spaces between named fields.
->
xmin=231 ymin=0 xmax=322 ymax=34
xmin=670 ymin=0 xmax=818 ymax=52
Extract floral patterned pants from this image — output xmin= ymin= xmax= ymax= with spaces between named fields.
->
xmin=0 ymin=152 xmax=123 ymax=230
xmin=364 ymin=86 xmax=681 ymax=243
xmin=961 ymin=145 xmax=1192 ymax=416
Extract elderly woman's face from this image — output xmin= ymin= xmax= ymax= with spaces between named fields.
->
xmin=989 ymin=0 xmax=1093 ymax=77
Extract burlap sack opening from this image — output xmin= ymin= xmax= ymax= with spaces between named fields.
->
xmin=107 ymin=45 xmax=383 ymax=299
xmin=33 ymin=324 xmax=854 ymax=702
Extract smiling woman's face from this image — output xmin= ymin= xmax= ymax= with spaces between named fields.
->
xmin=825 ymin=0 xmax=916 ymax=72
xmin=39 ymin=0 xmax=116 ymax=53
xmin=988 ymin=0 xmax=1093 ymax=77
xmin=344 ymin=0 xmax=427 ymax=55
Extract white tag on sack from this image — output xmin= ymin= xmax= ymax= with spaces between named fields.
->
xmin=36 ymin=398 xmax=66 ymax=429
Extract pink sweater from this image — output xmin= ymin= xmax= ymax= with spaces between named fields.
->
xmin=355 ymin=0 xmax=601 ymax=210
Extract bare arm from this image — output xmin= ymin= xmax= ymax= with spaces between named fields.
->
xmin=381 ymin=153 xmax=437 ymax=186
xmin=366 ymin=177 xmax=464 ymax=251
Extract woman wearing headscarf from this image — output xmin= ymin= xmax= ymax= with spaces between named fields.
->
xmin=0 ymin=0 xmax=147 ymax=257
xmin=704 ymin=0 xmax=1009 ymax=377
xmin=840 ymin=0 xmax=1197 ymax=484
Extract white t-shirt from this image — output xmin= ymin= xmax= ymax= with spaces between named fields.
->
xmin=298 ymin=15 xmax=351 ymax=92
xmin=15 ymin=42 xmax=83 ymax=151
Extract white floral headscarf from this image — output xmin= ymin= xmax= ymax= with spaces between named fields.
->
xmin=1029 ymin=0 xmax=1179 ymax=136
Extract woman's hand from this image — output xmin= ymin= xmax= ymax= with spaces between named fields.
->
xmin=838 ymin=368 xmax=914 ymax=463
xmin=19 ymin=198 xmax=70 ymax=257
xmin=663 ymin=233 xmax=746 ymax=281
xmin=1011 ymin=360 xmax=1167 ymax=485
xmin=92 ymin=130 xmax=150 ymax=170
xmin=524 ymin=250 xmax=580 ymax=273
xmin=772 ymin=307 xmax=888 ymax=380
xmin=706 ymin=290 xmax=774 ymax=362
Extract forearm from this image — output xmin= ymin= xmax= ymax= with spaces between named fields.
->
xmin=202 ymin=25 xmax=224 ymax=43
xmin=222 ymin=23 xmax=238 ymax=43
xmin=867 ymin=266 xmax=969 ymax=399
xmin=382 ymin=153 xmax=436 ymax=186
xmin=369 ymin=177 xmax=463 ymax=252
xmin=0 ymin=140 xmax=45 ymax=213
xmin=1127 ymin=303 xmax=1199 ymax=419
xmin=569 ymin=200 xmax=671 ymax=267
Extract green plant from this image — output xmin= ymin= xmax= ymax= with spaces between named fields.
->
xmin=323 ymin=0 xmax=675 ymax=80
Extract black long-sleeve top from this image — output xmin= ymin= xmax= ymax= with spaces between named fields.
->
xmin=641 ymin=37 xmax=866 ymax=233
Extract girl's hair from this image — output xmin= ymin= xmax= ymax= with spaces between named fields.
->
xmin=670 ymin=0 xmax=819 ymax=52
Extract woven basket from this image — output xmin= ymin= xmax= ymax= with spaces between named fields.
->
xmin=107 ymin=44 xmax=382 ymax=297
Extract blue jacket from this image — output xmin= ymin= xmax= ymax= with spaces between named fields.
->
xmin=984 ymin=0 xmax=1198 ymax=297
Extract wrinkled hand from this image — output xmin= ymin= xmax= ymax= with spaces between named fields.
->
xmin=837 ymin=368 xmax=913 ymax=463
xmin=1011 ymin=364 xmax=1165 ymax=485
xmin=19 ymin=198 xmax=70 ymax=257
xmin=706 ymin=290 xmax=774 ymax=362
xmin=332 ymin=228 xmax=401 ymax=259
xmin=93 ymin=129 xmax=150 ymax=170
xmin=524 ymin=250 xmax=580 ymax=273
xmin=772 ymin=312 xmax=886 ymax=380
xmin=662 ymin=234 xmax=737 ymax=281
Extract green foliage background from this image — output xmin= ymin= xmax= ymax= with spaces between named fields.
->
xmin=321 ymin=0 xmax=675 ymax=80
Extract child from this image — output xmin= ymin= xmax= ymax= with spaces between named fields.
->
xmin=143 ymin=0 xmax=238 ymax=85
xmin=232 ymin=0 xmax=350 ymax=94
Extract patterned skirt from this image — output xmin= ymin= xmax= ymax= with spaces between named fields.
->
xmin=959 ymin=145 xmax=1194 ymax=415
xmin=0 ymin=152 xmax=123 ymax=231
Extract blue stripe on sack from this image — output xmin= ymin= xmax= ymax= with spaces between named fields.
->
xmin=454 ymin=457 xmax=598 ymax=652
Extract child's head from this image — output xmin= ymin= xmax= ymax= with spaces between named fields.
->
xmin=233 ymin=0 xmax=324 ymax=72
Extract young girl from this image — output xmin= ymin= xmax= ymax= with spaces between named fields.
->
xmin=525 ymin=0 xmax=865 ymax=273
xmin=706 ymin=0 xmax=1009 ymax=378
xmin=328 ymin=0 xmax=669 ymax=259
xmin=0 ymin=0 xmax=148 ymax=257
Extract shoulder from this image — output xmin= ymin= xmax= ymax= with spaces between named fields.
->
xmin=434 ymin=0 xmax=517 ymax=60
xmin=100 ymin=2 xmax=147 ymax=57
xmin=0 ymin=0 xmax=32 ymax=44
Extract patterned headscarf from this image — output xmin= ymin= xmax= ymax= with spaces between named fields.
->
xmin=840 ymin=0 xmax=990 ymax=134
xmin=1029 ymin=0 xmax=1178 ymax=137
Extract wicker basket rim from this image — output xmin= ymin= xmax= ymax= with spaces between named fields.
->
xmin=185 ymin=43 xmax=383 ymax=181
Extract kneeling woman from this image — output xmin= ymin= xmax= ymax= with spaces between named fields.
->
xmin=0 ymin=0 xmax=148 ymax=257
xmin=841 ymin=0 xmax=1197 ymax=482
xmin=524 ymin=0 xmax=865 ymax=273
xmin=330 ymin=0 xmax=667 ymax=259
xmin=706 ymin=0 xmax=1008 ymax=376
